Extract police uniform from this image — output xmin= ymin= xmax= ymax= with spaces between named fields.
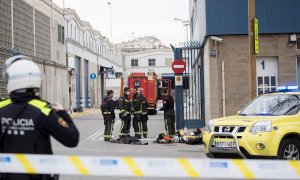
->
xmin=0 ymin=92 xmax=79 ymax=180
xmin=161 ymin=94 xmax=175 ymax=137
xmin=141 ymin=96 xmax=149 ymax=138
xmin=101 ymin=96 xmax=115 ymax=141
xmin=118 ymin=94 xmax=131 ymax=138
xmin=132 ymin=93 xmax=143 ymax=139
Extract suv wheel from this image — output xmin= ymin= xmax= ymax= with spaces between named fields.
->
xmin=278 ymin=139 xmax=300 ymax=160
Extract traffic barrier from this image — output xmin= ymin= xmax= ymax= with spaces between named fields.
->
xmin=0 ymin=153 xmax=300 ymax=179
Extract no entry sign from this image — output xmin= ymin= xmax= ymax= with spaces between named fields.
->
xmin=172 ymin=59 xmax=186 ymax=74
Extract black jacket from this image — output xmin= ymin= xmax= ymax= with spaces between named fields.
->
xmin=119 ymin=94 xmax=131 ymax=113
xmin=0 ymin=92 xmax=80 ymax=180
xmin=132 ymin=93 xmax=143 ymax=113
xmin=101 ymin=96 xmax=115 ymax=119
xmin=161 ymin=95 xmax=175 ymax=113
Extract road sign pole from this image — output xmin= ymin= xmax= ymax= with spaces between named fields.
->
xmin=174 ymin=48 xmax=184 ymax=130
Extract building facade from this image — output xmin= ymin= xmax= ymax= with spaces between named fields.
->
xmin=118 ymin=36 xmax=174 ymax=78
xmin=64 ymin=9 xmax=124 ymax=109
xmin=0 ymin=0 xmax=68 ymax=107
xmin=189 ymin=0 xmax=300 ymax=123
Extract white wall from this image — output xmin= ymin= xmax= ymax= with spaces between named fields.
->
xmin=124 ymin=48 xmax=174 ymax=75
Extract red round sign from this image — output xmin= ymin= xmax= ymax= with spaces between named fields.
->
xmin=172 ymin=59 xmax=186 ymax=74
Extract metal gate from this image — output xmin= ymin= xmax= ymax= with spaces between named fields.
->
xmin=171 ymin=42 xmax=205 ymax=129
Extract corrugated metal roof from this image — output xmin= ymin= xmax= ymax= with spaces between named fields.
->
xmin=205 ymin=0 xmax=300 ymax=35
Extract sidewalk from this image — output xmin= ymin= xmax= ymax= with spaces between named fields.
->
xmin=69 ymin=108 xmax=99 ymax=119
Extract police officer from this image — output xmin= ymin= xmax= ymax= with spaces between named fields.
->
xmin=101 ymin=90 xmax=115 ymax=141
xmin=141 ymin=94 xmax=149 ymax=138
xmin=118 ymin=87 xmax=131 ymax=138
xmin=161 ymin=89 xmax=175 ymax=137
xmin=132 ymin=88 xmax=143 ymax=139
xmin=0 ymin=55 xmax=79 ymax=180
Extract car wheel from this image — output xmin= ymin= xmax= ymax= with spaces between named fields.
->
xmin=278 ymin=138 xmax=300 ymax=160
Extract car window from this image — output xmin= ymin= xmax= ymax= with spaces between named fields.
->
xmin=240 ymin=94 xmax=300 ymax=116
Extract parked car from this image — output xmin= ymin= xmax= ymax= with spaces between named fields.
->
xmin=203 ymin=92 xmax=300 ymax=159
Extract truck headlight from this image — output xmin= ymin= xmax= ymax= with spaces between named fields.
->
xmin=207 ymin=120 xmax=214 ymax=133
xmin=250 ymin=120 xmax=272 ymax=135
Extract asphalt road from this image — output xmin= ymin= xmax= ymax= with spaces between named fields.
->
xmin=51 ymin=109 xmax=206 ymax=180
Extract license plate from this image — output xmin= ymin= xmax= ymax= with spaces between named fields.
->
xmin=214 ymin=141 xmax=236 ymax=148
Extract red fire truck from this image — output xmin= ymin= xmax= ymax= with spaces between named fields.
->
xmin=121 ymin=71 xmax=171 ymax=115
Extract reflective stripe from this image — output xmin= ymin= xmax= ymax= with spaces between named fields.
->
xmin=0 ymin=99 xmax=12 ymax=109
xmin=28 ymin=99 xmax=51 ymax=116
xmin=103 ymin=112 xmax=112 ymax=115
xmin=142 ymin=112 xmax=148 ymax=115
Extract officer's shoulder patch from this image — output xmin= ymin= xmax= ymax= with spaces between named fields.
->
xmin=28 ymin=99 xmax=51 ymax=116
xmin=58 ymin=118 xmax=69 ymax=128
xmin=0 ymin=98 xmax=12 ymax=109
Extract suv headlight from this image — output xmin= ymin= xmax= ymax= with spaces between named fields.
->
xmin=250 ymin=120 xmax=272 ymax=135
xmin=207 ymin=120 xmax=214 ymax=133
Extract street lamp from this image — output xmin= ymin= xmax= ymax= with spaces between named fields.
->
xmin=107 ymin=2 xmax=113 ymax=43
xmin=174 ymin=18 xmax=190 ymax=42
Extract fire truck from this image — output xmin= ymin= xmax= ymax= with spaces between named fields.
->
xmin=121 ymin=71 xmax=171 ymax=115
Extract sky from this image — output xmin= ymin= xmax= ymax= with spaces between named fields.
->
xmin=53 ymin=0 xmax=189 ymax=46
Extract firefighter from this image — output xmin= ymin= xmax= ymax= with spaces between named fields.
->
xmin=0 ymin=55 xmax=79 ymax=180
xmin=161 ymin=89 xmax=175 ymax=137
xmin=101 ymin=90 xmax=115 ymax=141
xmin=141 ymin=94 xmax=149 ymax=138
xmin=118 ymin=87 xmax=131 ymax=138
xmin=132 ymin=88 xmax=143 ymax=139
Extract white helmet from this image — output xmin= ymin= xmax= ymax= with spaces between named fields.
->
xmin=5 ymin=55 xmax=41 ymax=94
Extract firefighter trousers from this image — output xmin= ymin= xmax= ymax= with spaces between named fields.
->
xmin=164 ymin=113 xmax=175 ymax=137
xmin=119 ymin=115 xmax=131 ymax=138
xmin=141 ymin=115 xmax=148 ymax=138
xmin=133 ymin=114 xmax=142 ymax=139
xmin=104 ymin=116 xmax=114 ymax=141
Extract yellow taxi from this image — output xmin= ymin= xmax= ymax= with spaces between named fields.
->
xmin=203 ymin=91 xmax=300 ymax=159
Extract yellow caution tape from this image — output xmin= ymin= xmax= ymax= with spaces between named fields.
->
xmin=289 ymin=161 xmax=300 ymax=176
xmin=15 ymin=154 xmax=37 ymax=174
xmin=232 ymin=159 xmax=255 ymax=179
xmin=123 ymin=157 xmax=144 ymax=176
xmin=177 ymin=158 xmax=200 ymax=178
xmin=69 ymin=156 xmax=90 ymax=175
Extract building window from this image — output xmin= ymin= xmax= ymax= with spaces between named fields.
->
xmin=131 ymin=59 xmax=138 ymax=67
xmin=297 ymin=38 xmax=300 ymax=49
xmin=57 ymin=23 xmax=64 ymax=44
xmin=165 ymin=58 xmax=173 ymax=66
xmin=148 ymin=59 xmax=156 ymax=66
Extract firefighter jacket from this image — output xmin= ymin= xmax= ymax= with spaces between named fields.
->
xmin=101 ymin=96 xmax=115 ymax=119
xmin=0 ymin=92 xmax=79 ymax=180
xmin=119 ymin=94 xmax=131 ymax=116
xmin=132 ymin=93 xmax=143 ymax=114
xmin=141 ymin=96 xmax=148 ymax=115
xmin=161 ymin=95 xmax=175 ymax=114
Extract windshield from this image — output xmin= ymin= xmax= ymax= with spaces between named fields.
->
xmin=240 ymin=94 xmax=300 ymax=116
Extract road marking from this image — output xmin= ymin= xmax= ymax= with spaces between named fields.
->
xmin=86 ymin=120 xmax=121 ymax=141
xmin=16 ymin=154 xmax=37 ymax=174
xmin=232 ymin=159 xmax=255 ymax=179
xmin=69 ymin=156 xmax=90 ymax=175
xmin=86 ymin=128 xmax=105 ymax=140
xmin=123 ymin=157 xmax=144 ymax=176
xmin=177 ymin=158 xmax=200 ymax=178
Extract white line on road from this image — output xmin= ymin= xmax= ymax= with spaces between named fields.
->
xmin=86 ymin=120 xmax=121 ymax=141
